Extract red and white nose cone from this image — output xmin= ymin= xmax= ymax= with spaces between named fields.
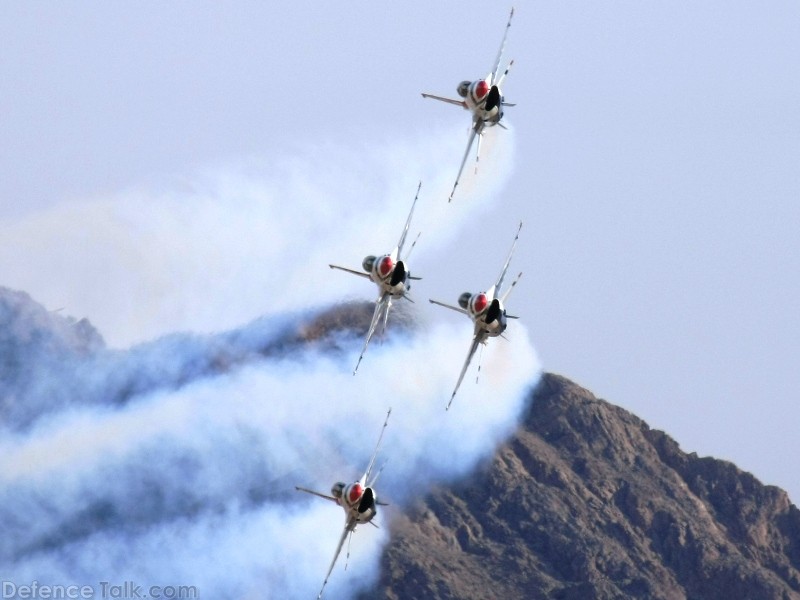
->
xmin=378 ymin=256 xmax=393 ymax=278
xmin=348 ymin=483 xmax=364 ymax=504
xmin=472 ymin=293 xmax=488 ymax=314
xmin=475 ymin=80 xmax=490 ymax=99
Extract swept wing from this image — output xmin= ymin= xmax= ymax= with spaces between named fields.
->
xmin=446 ymin=331 xmax=485 ymax=411
xmin=353 ymin=294 xmax=391 ymax=375
xmin=316 ymin=516 xmax=357 ymax=599
xmin=487 ymin=221 xmax=522 ymax=299
xmin=362 ymin=407 xmax=392 ymax=486
xmin=489 ymin=7 xmax=515 ymax=85
xmin=395 ymin=181 xmax=422 ymax=259
xmin=448 ymin=120 xmax=485 ymax=202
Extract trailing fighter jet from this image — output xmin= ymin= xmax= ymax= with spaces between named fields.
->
xmin=296 ymin=408 xmax=392 ymax=600
xmin=429 ymin=221 xmax=523 ymax=410
xmin=422 ymin=7 xmax=516 ymax=202
xmin=329 ymin=183 xmax=422 ymax=374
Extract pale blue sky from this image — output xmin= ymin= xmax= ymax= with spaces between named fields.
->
xmin=1 ymin=0 xmax=799 ymax=504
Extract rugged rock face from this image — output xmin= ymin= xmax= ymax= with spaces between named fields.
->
xmin=5 ymin=287 xmax=797 ymax=598
xmin=363 ymin=374 xmax=800 ymax=600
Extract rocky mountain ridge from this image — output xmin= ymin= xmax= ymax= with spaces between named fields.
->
xmin=362 ymin=374 xmax=800 ymax=599
xmin=3 ymin=287 xmax=797 ymax=599
xmin=0 ymin=286 xmax=411 ymax=430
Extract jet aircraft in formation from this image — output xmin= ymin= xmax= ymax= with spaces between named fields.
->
xmin=329 ymin=183 xmax=422 ymax=374
xmin=422 ymin=7 xmax=515 ymax=202
xmin=306 ymin=8 xmax=523 ymax=596
xmin=295 ymin=409 xmax=392 ymax=600
xmin=430 ymin=221 xmax=523 ymax=410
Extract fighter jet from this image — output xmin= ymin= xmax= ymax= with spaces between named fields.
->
xmin=422 ymin=7 xmax=516 ymax=202
xmin=429 ymin=221 xmax=523 ymax=410
xmin=329 ymin=183 xmax=422 ymax=374
xmin=296 ymin=408 xmax=392 ymax=599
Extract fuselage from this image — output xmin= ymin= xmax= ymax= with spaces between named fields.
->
xmin=331 ymin=481 xmax=378 ymax=525
xmin=362 ymin=254 xmax=411 ymax=299
xmin=457 ymin=79 xmax=505 ymax=126
xmin=459 ymin=291 xmax=508 ymax=338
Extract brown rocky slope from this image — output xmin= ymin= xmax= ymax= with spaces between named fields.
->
xmin=362 ymin=373 xmax=800 ymax=599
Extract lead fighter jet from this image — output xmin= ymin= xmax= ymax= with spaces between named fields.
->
xmin=422 ymin=7 xmax=515 ymax=202
xmin=296 ymin=408 xmax=392 ymax=600
xmin=429 ymin=221 xmax=523 ymax=410
xmin=329 ymin=183 xmax=422 ymax=374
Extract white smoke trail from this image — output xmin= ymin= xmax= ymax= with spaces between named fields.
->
xmin=0 ymin=127 xmax=514 ymax=348
xmin=0 ymin=318 xmax=540 ymax=599
xmin=0 ymin=128 xmax=538 ymax=599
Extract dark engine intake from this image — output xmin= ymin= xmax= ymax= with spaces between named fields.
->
xmin=485 ymin=298 xmax=507 ymax=331
xmin=357 ymin=487 xmax=375 ymax=514
xmin=484 ymin=85 xmax=501 ymax=112
xmin=389 ymin=260 xmax=407 ymax=287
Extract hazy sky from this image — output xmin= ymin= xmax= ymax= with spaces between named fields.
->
xmin=1 ymin=0 xmax=798 ymax=510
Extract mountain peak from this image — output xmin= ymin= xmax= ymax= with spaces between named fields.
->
xmin=363 ymin=372 xmax=800 ymax=599
xmin=0 ymin=286 xmax=104 ymax=359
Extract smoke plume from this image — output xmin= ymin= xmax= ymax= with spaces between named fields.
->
xmin=0 ymin=130 xmax=539 ymax=599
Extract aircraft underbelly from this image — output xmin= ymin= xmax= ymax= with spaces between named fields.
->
xmin=381 ymin=281 xmax=406 ymax=298
xmin=482 ymin=319 xmax=506 ymax=337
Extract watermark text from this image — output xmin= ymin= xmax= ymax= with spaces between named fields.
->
xmin=2 ymin=581 xmax=198 ymax=599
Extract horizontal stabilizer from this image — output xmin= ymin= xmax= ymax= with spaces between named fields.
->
xmin=330 ymin=264 xmax=371 ymax=280
xmin=295 ymin=486 xmax=338 ymax=503
xmin=429 ymin=298 xmax=468 ymax=315
xmin=421 ymin=93 xmax=467 ymax=108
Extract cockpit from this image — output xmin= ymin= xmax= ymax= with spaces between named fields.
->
xmin=330 ymin=482 xmax=345 ymax=499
